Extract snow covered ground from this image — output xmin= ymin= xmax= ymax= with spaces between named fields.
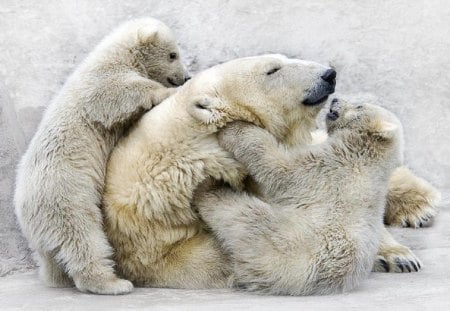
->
xmin=1 ymin=0 xmax=449 ymax=309
xmin=2 ymin=208 xmax=449 ymax=310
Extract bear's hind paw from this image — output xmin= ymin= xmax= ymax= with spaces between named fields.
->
xmin=373 ymin=247 xmax=422 ymax=273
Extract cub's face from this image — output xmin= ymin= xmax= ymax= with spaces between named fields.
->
xmin=326 ymin=99 xmax=403 ymax=146
xmin=185 ymin=54 xmax=336 ymax=143
xmin=133 ymin=20 xmax=189 ymax=87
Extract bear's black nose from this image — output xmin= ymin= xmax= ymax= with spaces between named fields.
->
xmin=321 ymin=69 xmax=337 ymax=85
xmin=327 ymin=111 xmax=339 ymax=121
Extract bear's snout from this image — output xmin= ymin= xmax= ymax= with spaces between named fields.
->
xmin=167 ymin=77 xmax=185 ymax=87
xmin=321 ymin=69 xmax=337 ymax=87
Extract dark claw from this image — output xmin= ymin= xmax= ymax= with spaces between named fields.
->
xmin=405 ymin=264 xmax=412 ymax=272
xmin=235 ymin=282 xmax=248 ymax=290
xmin=395 ymin=258 xmax=405 ymax=272
xmin=418 ymin=262 xmax=421 ymax=269
xmin=419 ymin=222 xmax=423 ymax=228
xmin=410 ymin=261 xmax=419 ymax=272
xmin=380 ymin=258 xmax=389 ymax=272
xmin=405 ymin=221 xmax=411 ymax=228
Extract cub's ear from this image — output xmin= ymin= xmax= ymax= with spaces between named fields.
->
xmin=137 ymin=28 xmax=158 ymax=45
xmin=187 ymin=96 xmax=226 ymax=125
xmin=372 ymin=120 xmax=398 ymax=139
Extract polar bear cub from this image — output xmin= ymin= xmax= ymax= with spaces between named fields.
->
xmin=14 ymin=18 xmax=188 ymax=294
xmin=196 ymin=99 xmax=405 ymax=295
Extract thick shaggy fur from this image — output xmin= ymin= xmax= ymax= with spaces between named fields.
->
xmin=195 ymin=100 xmax=406 ymax=295
xmin=102 ymin=54 xmax=335 ymax=288
xmin=103 ymin=53 xmax=439 ymax=293
xmin=310 ymin=133 xmax=440 ymax=272
xmin=385 ymin=166 xmax=440 ymax=228
xmin=14 ymin=18 xmax=188 ymax=294
xmin=311 ymin=129 xmax=440 ymax=230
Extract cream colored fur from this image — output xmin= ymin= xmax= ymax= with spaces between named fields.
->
xmin=311 ymin=130 xmax=440 ymax=272
xmin=102 ymin=54 xmax=335 ymax=288
xmin=103 ymin=54 xmax=439 ymax=293
xmin=14 ymin=18 xmax=188 ymax=295
xmin=385 ymin=166 xmax=440 ymax=228
xmin=311 ymin=131 xmax=440 ymax=230
xmin=194 ymin=100 xmax=407 ymax=294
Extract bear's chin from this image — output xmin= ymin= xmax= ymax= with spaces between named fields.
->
xmin=303 ymin=95 xmax=329 ymax=106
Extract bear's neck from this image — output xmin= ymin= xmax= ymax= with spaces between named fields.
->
xmin=282 ymin=116 xmax=317 ymax=147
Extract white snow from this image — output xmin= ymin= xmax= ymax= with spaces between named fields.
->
xmin=2 ymin=210 xmax=450 ymax=310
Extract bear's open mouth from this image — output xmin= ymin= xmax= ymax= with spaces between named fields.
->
xmin=326 ymin=110 xmax=339 ymax=121
xmin=326 ymin=98 xmax=340 ymax=120
xmin=167 ymin=77 xmax=179 ymax=87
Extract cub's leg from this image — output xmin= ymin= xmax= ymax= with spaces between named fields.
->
xmin=195 ymin=188 xmax=278 ymax=251
xmin=36 ymin=251 xmax=73 ymax=288
xmin=373 ymin=226 xmax=422 ymax=273
xmin=194 ymin=187 xmax=309 ymax=294
xmin=26 ymin=198 xmax=133 ymax=295
xmin=385 ymin=166 xmax=440 ymax=228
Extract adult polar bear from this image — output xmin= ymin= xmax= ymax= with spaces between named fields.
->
xmin=103 ymin=54 xmax=336 ymax=288
xmin=103 ymin=54 xmax=438 ymax=291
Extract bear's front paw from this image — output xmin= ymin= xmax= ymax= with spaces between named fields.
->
xmin=373 ymin=245 xmax=422 ymax=273
xmin=385 ymin=167 xmax=441 ymax=228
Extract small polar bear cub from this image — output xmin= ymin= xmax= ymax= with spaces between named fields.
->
xmin=14 ymin=18 xmax=188 ymax=295
xmin=197 ymin=99 xmax=404 ymax=295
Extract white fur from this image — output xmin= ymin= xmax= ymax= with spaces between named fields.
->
xmin=14 ymin=18 xmax=187 ymax=295
xmin=195 ymin=101 xmax=406 ymax=295
xmin=102 ymin=54 xmax=334 ymax=288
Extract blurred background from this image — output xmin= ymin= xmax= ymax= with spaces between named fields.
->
xmin=1 ymin=0 xmax=449 ymax=277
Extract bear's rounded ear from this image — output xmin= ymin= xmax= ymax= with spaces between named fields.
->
xmin=137 ymin=28 xmax=158 ymax=45
xmin=187 ymin=96 xmax=226 ymax=125
xmin=371 ymin=120 xmax=398 ymax=139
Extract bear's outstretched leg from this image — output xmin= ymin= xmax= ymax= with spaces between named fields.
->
xmin=373 ymin=226 xmax=422 ymax=273
xmin=385 ymin=166 xmax=440 ymax=228
xmin=37 ymin=251 xmax=73 ymax=288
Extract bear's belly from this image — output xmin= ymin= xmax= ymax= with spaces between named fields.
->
xmin=103 ymin=137 xmax=237 ymax=284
